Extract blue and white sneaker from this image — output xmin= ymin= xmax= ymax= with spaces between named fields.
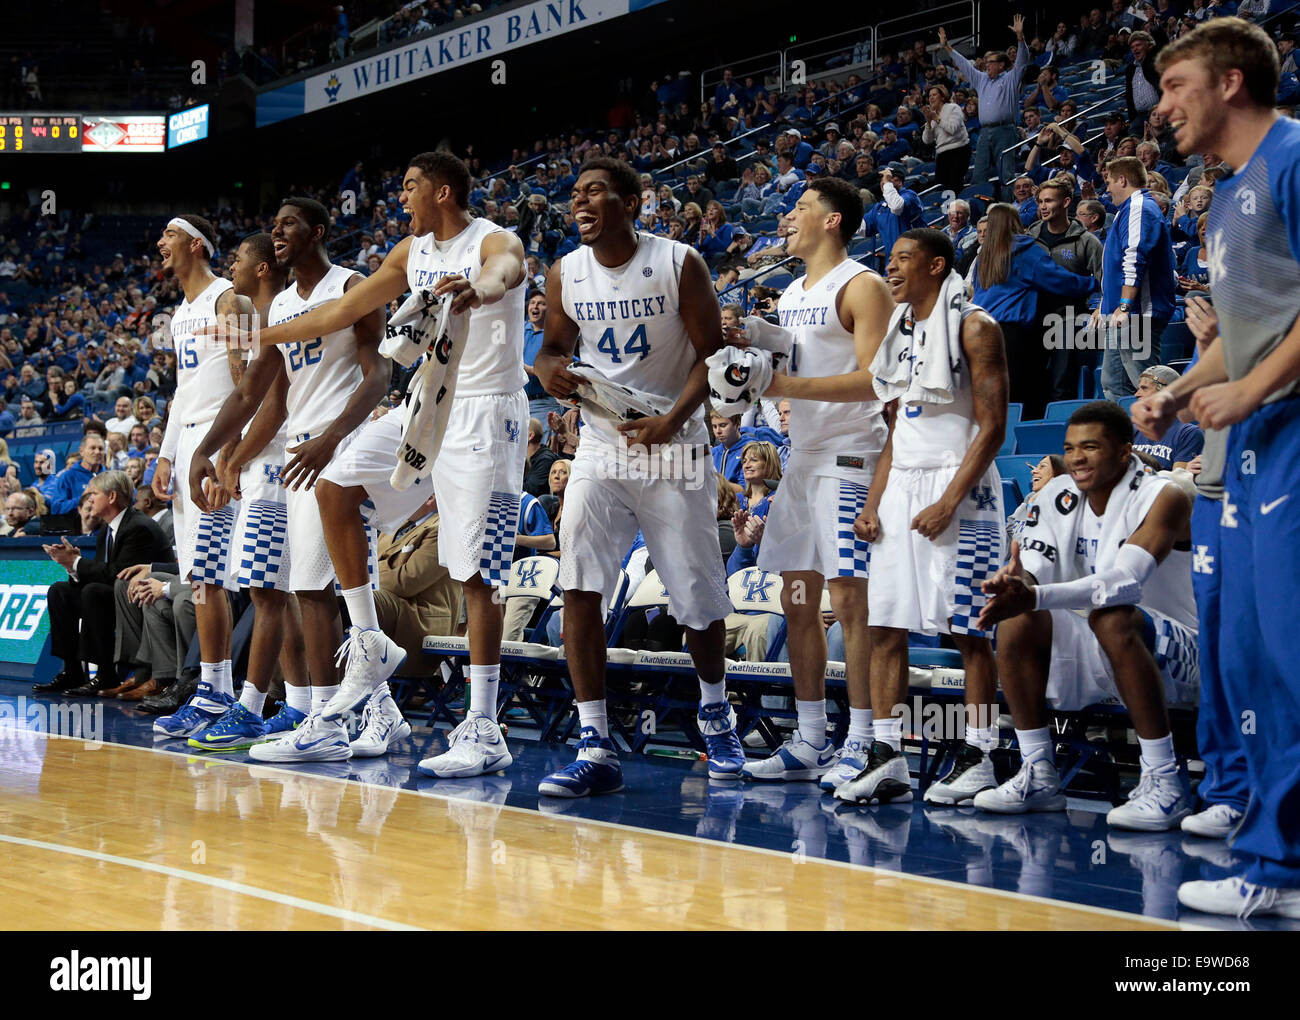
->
xmin=698 ymin=701 xmax=745 ymax=780
xmin=972 ymin=757 xmax=1065 ymax=814
xmin=153 ymin=682 xmax=235 ymax=738
xmin=1106 ymin=765 xmax=1192 ymax=831
xmin=349 ymin=689 xmax=412 ymax=758
xmin=417 ymin=712 xmax=512 ymax=777
xmin=537 ymin=727 xmax=624 ymax=798
xmin=187 ymin=702 xmax=268 ymax=751
xmin=819 ymin=737 xmax=870 ymax=792
xmin=741 ymin=728 xmax=836 ymax=781
xmin=248 ymin=711 xmax=352 ymax=763
xmin=321 ymin=626 xmax=406 ymax=721
xmin=264 ymin=702 xmax=308 ymax=736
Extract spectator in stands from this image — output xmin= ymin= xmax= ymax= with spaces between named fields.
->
xmin=938 ymin=15 xmax=1029 ymax=201
xmin=521 ymin=292 xmax=561 ymax=441
xmin=37 ymin=470 xmax=169 ymax=695
xmin=971 ymin=203 xmax=1099 ymax=418
xmin=106 ymin=431 xmax=129 ymax=471
xmin=133 ymin=395 xmax=158 ymax=429
xmin=1078 ymin=198 xmax=1108 ymax=239
xmin=681 ymin=202 xmax=704 ymax=246
xmin=1096 ymin=112 xmax=1129 ymax=166
xmin=1 ymin=490 xmax=35 ymax=537
xmin=944 ymin=198 xmax=978 ymax=253
xmin=921 ymin=84 xmax=971 ymax=195
xmin=1007 ymin=454 xmax=1068 ymax=542
xmin=47 ymin=431 xmax=107 ymax=515
xmin=539 ymin=459 xmax=569 ymax=547
xmin=1172 ymin=184 xmax=1212 ymax=242
xmin=873 ymin=123 xmax=911 ymax=164
xmin=1125 ymin=31 xmax=1163 ymax=131
xmin=1012 ymin=175 xmax=1040 ymax=226
xmin=1131 ymin=365 xmax=1204 ymax=469
xmin=523 ymin=417 xmax=560 ymax=498
xmin=862 ymin=164 xmax=925 ymax=269
xmin=105 ymin=395 xmax=137 ymax=436
xmin=726 ymin=441 xmax=782 ymax=574
xmin=1096 ymin=155 xmax=1175 ymax=399
xmin=704 ymin=143 xmax=739 ymax=188
xmin=16 ymin=395 xmax=41 ymax=426
xmin=1179 ymin=213 xmax=1211 ymax=292
xmin=1023 ymin=66 xmax=1069 ymax=112
xmin=697 ymin=201 xmax=736 ymax=267
xmin=373 ymin=494 xmax=460 ymax=675
xmin=18 ymin=364 xmax=43 ymax=401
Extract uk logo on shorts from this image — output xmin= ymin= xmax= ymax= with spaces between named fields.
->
xmin=504 ymin=418 xmax=520 ymax=444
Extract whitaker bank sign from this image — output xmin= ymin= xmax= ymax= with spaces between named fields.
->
xmin=259 ymin=0 xmax=666 ymax=124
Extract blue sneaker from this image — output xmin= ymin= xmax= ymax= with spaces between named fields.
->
xmin=187 ymin=702 xmax=268 ymax=751
xmin=538 ymin=727 xmax=624 ymax=798
xmin=698 ymin=701 xmax=745 ymax=781
xmin=153 ymin=683 xmax=235 ymax=738
xmin=264 ymin=703 xmax=308 ymax=736
xmin=820 ymin=737 xmax=870 ymax=792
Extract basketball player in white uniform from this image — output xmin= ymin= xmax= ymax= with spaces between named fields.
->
xmin=197 ymin=156 xmax=528 ymax=776
xmin=191 ymin=197 xmax=396 ymax=762
xmin=975 ymin=401 xmax=1197 ymax=830
xmin=834 ymin=229 xmax=1010 ymax=807
xmin=186 ymin=232 xmax=311 ymax=750
xmin=741 ymin=177 xmax=894 ymax=789
xmin=151 ymin=214 xmax=256 ymax=739
xmin=531 ymin=157 xmax=745 ymax=796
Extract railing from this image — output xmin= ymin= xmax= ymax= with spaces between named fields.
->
xmin=872 ymin=1 xmax=979 ymax=67
xmin=700 ymin=52 xmax=786 ymax=107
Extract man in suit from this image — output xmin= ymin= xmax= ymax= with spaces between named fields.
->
xmin=36 ymin=470 xmax=170 ymax=695
xmin=374 ymin=495 xmax=460 ymax=677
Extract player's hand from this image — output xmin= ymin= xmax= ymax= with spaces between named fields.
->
xmin=187 ymin=452 xmax=219 ymax=513
xmin=1189 ymin=379 xmax=1261 ymax=430
xmin=1186 ymin=453 xmax=1203 ymax=475
xmin=434 ymin=272 xmax=503 ymax=315
xmin=117 ymin=562 xmax=150 ymax=583
xmin=152 ymin=457 xmax=174 ymax=503
xmin=219 ymin=455 xmax=244 ymax=502
xmin=534 ymin=353 xmax=584 ymax=400
xmin=282 ymin=432 xmax=340 ymax=492
xmin=722 ymin=322 xmax=751 ymax=349
xmin=911 ymin=498 xmax=955 ymax=541
xmin=1184 ymin=295 xmax=1218 ymax=347
xmin=854 ymin=506 xmax=880 ymax=542
xmin=617 ymin=413 xmax=678 ymax=450
xmin=976 ymin=574 xmax=1036 ymax=629
xmin=1131 ymin=387 xmax=1179 ymax=439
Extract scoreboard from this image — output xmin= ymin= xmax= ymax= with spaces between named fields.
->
xmin=0 ymin=114 xmax=82 ymax=153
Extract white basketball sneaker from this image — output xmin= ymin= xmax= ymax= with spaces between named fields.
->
xmin=972 ymin=757 xmax=1066 ymax=814
xmin=418 ymin=712 xmax=514 ymax=778
xmin=818 ymin=737 xmax=870 ymax=792
xmin=1181 ymin=802 xmax=1245 ymax=839
xmin=924 ymin=743 xmax=998 ymax=805
xmin=249 ymin=711 xmax=352 ymax=763
xmin=349 ymin=689 xmax=412 ymax=758
xmin=741 ymin=729 xmax=835 ymax=781
xmin=321 ymin=626 xmax=406 ymax=721
xmin=1106 ymin=766 xmax=1192 ymax=831
xmin=832 ymin=742 xmax=914 ymax=805
xmin=1178 ymin=876 xmax=1300 ymax=919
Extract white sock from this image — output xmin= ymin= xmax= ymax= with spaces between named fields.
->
xmin=699 ymin=678 xmax=726 ymax=706
xmin=848 ymin=707 xmax=874 ymax=746
xmin=469 ymin=664 xmax=500 ymax=719
xmin=312 ymin=684 xmax=340 ymax=713
xmin=874 ymin=716 xmax=903 ymax=752
xmin=1138 ymin=734 xmax=1176 ymax=773
xmin=796 ymin=700 xmax=828 ymax=747
xmin=1016 ymin=727 xmax=1054 ymax=766
xmin=576 ymin=699 xmax=608 ymax=738
xmin=201 ymin=660 xmax=233 ymax=697
xmin=967 ymin=724 xmax=998 ymax=753
xmin=240 ymin=685 xmax=266 ymax=716
xmin=341 ymin=584 xmax=379 ymax=631
xmin=285 ymin=684 xmax=311 ymax=715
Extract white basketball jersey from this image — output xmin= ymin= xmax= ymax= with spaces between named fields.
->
xmin=269 ymin=264 xmax=365 ymax=438
xmin=405 ymin=217 xmax=527 ymax=397
xmin=777 ymin=258 xmax=887 ymax=459
xmin=171 ymin=276 xmax=236 ymax=427
xmin=559 ymin=232 xmax=707 ymax=447
xmin=891 ymin=306 xmax=981 ymax=471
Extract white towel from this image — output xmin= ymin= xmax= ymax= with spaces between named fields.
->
xmin=389 ymin=296 xmax=469 ymax=492
xmin=737 ymin=314 xmax=794 ymax=366
xmin=565 ymin=361 xmax=677 ymax=426
xmin=870 ymin=270 xmax=967 ymax=406
xmin=380 ymin=288 xmax=442 ymax=368
xmin=706 ymin=346 xmax=772 ymax=417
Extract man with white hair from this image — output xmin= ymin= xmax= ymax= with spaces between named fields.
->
xmin=943 ymin=199 xmax=977 ymax=253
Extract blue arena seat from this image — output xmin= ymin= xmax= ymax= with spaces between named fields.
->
xmin=996 ymin=455 xmax=1036 ymax=506
xmin=1002 ymin=476 xmax=1022 ymax=512
xmin=1014 ymin=420 xmax=1067 ymax=456
xmin=1044 ymin=398 xmax=1092 ymax=421
xmin=998 ymin=402 xmax=1023 ymax=455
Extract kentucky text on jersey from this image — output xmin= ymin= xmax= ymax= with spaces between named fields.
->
xmin=778 ymin=305 xmax=831 ymax=328
xmin=412 ymin=264 xmax=475 ymax=289
xmin=571 ymin=296 xmax=668 ymax=322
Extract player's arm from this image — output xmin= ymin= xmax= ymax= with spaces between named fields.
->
xmin=435 ymin=230 xmax=526 ymax=315
xmin=190 ymin=349 xmax=286 ymax=512
xmin=914 ymin=310 xmax=1008 ymax=540
xmin=618 ymin=248 xmax=721 ymax=450
xmin=1191 ymin=309 xmax=1300 ymax=429
xmin=216 ymin=289 xmax=255 ymax=387
xmin=766 ymin=272 xmax=893 ymax=402
xmin=534 ymin=266 xmax=586 ymax=398
xmin=281 ymin=273 xmax=390 ymax=491
xmin=854 ymin=398 xmax=895 ymax=542
xmin=202 ymin=239 xmax=412 ymax=348
xmin=1133 ymin=335 xmax=1227 ymax=437
xmin=224 ymin=366 xmax=290 ymax=496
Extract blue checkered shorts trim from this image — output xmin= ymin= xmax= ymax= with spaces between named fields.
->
xmin=236 ymin=500 xmax=289 ymax=590
xmin=1153 ymin=613 xmax=1200 ymax=692
xmin=950 ymin=518 xmax=1002 ymax=637
xmin=479 ymin=490 xmax=520 ymax=586
xmin=835 ymin=480 xmax=871 ymax=579
xmin=192 ymin=504 xmax=236 ymax=587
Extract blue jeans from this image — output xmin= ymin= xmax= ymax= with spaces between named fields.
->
xmin=972 ymin=123 xmax=1018 ymax=201
xmin=1101 ymin=315 xmax=1166 ymax=401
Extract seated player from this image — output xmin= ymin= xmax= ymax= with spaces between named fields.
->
xmin=974 ymin=401 xmax=1199 ymax=831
